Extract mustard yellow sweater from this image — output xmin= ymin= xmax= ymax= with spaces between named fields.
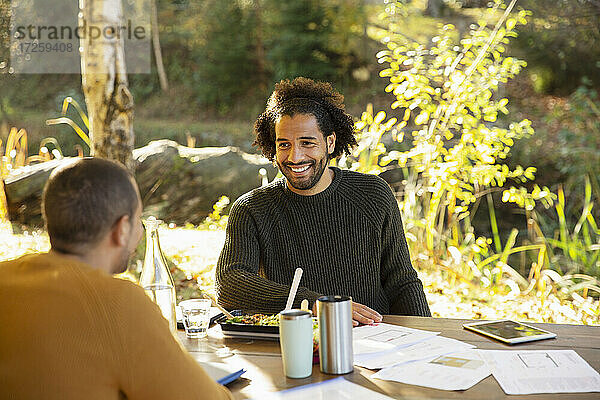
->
xmin=0 ymin=252 xmax=232 ymax=400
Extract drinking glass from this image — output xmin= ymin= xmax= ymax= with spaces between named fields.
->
xmin=179 ymin=299 xmax=212 ymax=338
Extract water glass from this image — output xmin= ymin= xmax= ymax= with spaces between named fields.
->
xmin=179 ymin=299 xmax=212 ymax=338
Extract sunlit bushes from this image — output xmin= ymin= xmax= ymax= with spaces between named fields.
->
xmin=340 ymin=0 xmax=599 ymax=321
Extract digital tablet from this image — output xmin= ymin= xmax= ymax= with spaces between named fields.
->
xmin=463 ymin=320 xmax=557 ymax=344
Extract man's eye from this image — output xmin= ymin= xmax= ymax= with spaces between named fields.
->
xmin=278 ymin=143 xmax=290 ymax=149
xmin=302 ymin=141 xmax=316 ymax=146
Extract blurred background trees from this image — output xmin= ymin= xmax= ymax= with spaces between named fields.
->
xmin=514 ymin=0 xmax=600 ymax=94
xmin=3 ymin=0 xmax=598 ymax=118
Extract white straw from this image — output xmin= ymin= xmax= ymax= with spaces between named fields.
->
xmin=284 ymin=268 xmax=303 ymax=310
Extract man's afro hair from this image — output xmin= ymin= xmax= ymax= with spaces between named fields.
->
xmin=253 ymin=77 xmax=357 ymax=161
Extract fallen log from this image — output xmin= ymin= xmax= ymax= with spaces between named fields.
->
xmin=3 ymin=140 xmax=277 ymax=226
xmin=4 ymin=158 xmax=69 ymax=226
xmin=133 ymin=139 xmax=277 ymax=224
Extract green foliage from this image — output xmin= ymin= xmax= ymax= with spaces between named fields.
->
xmin=189 ymin=0 xmax=261 ymax=111
xmin=502 ymin=184 xmax=555 ymax=212
xmin=348 ymin=1 xmax=550 ymax=250
xmin=196 ymin=195 xmax=230 ymax=231
xmin=127 ymin=0 xmax=374 ymax=115
xmin=45 ymin=97 xmax=90 ymax=149
xmin=536 ymin=180 xmax=600 ymax=279
xmin=548 ymin=84 xmax=600 ymax=205
xmin=343 ymin=1 xmax=599 ymax=307
xmin=514 ymin=0 xmax=600 ymax=93
xmin=265 ymin=0 xmax=338 ymax=82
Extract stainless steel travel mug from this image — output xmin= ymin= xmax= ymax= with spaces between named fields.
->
xmin=317 ymin=295 xmax=354 ymax=374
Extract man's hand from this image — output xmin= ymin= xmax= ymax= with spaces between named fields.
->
xmin=311 ymin=301 xmax=382 ymax=326
xmin=351 ymin=301 xmax=382 ymax=326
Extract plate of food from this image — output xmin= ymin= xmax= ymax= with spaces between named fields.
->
xmin=218 ymin=311 xmax=321 ymax=363
xmin=218 ymin=312 xmax=280 ymax=339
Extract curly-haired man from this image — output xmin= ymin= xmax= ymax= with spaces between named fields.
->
xmin=216 ymin=77 xmax=431 ymax=324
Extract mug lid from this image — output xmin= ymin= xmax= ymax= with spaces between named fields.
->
xmin=279 ymin=309 xmax=312 ymax=320
xmin=317 ymin=295 xmax=352 ymax=303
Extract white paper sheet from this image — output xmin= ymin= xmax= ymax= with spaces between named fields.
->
xmin=372 ymin=350 xmax=491 ymax=391
xmin=352 ymin=338 xmax=397 ymax=355
xmin=479 ymin=349 xmax=600 ymax=395
xmin=352 ymin=323 xmax=439 ymax=354
xmin=355 ymin=336 xmax=475 ymax=370
xmin=251 ymin=377 xmax=395 ymax=400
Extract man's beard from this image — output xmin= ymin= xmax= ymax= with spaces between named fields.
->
xmin=113 ymin=246 xmax=131 ymax=274
xmin=279 ymin=154 xmax=329 ymax=191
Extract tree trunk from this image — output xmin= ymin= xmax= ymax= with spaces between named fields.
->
xmin=79 ymin=0 xmax=135 ymax=171
xmin=254 ymin=0 xmax=267 ymax=92
xmin=151 ymin=0 xmax=169 ymax=91
xmin=425 ymin=0 xmax=444 ymax=18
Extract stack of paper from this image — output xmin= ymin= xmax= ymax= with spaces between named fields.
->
xmin=352 ymin=323 xmax=490 ymax=391
xmin=479 ymin=349 xmax=600 ymax=395
xmin=354 ymin=324 xmax=600 ymax=395
xmin=372 ymin=350 xmax=491 ymax=391
xmin=353 ymin=323 xmax=439 ymax=354
xmin=355 ymin=336 xmax=475 ymax=369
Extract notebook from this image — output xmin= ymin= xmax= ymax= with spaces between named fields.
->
xmin=198 ymin=361 xmax=246 ymax=386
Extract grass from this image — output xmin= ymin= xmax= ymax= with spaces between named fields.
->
xmin=1 ymin=110 xmax=256 ymax=159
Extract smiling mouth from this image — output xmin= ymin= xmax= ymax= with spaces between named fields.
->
xmin=288 ymin=164 xmax=311 ymax=173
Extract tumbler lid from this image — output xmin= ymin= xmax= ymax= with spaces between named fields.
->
xmin=317 ymin=295 xmax=352 ymax=303
xmin=279 ymin=309 xmax=312 ymax=320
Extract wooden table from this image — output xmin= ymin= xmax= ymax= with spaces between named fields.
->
xmin=178 ymin=316 xmax=600 ymax=399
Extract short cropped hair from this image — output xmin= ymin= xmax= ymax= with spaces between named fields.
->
xmin=253 ymin=77 xmax=357 ymax=161
xmin=42 ymin=157 xmax=139 ymax=253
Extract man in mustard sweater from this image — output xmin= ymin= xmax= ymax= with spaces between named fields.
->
xmin=0 ymin=158 xmax=232 ymax=400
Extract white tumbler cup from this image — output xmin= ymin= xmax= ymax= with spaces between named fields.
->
xmin=279 ymin=309 xmax=313 ymax=378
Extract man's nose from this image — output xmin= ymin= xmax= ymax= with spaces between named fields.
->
xmin=288 ymin=144 xmax=305 ymax=163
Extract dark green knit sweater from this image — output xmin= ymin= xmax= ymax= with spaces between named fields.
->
xmin=216 ymin=167 xmax=431 ymax=316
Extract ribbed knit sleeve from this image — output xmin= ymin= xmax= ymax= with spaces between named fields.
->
xmin=380 ymin=184 xmax=432 ymax=317
xmin=216 ymin=195 xmax=322 ymax=314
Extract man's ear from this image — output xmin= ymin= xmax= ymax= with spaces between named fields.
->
xmin=327 ymin=132 xmax=336 ymax=154
xmin=111 ymin=215 xmax=131 ymax=247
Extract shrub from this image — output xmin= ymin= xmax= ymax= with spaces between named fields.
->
xmin=342 ymin=1 xmax=599 ymax=307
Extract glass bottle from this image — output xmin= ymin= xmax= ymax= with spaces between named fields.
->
xmin=140 ymin=216 xmax=177 ymax=333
